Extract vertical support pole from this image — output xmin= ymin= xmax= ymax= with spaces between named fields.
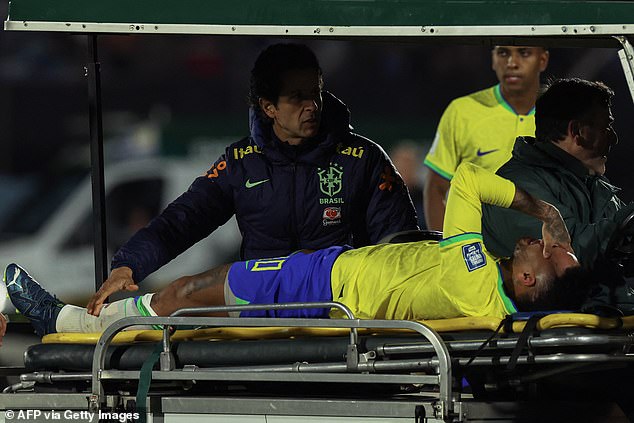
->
xmin=86 ymin=35 xmax=108 ymax=291
xmin=616 ymin=36 xmax=634 ymax=105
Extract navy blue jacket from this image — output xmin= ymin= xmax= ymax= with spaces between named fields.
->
xmin=112 ymin=92 xmax=418 ymax=282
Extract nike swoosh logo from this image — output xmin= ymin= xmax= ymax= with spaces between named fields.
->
xmin=476 ymin=148 xmax=499 ymax=157
xmin=245 ymin=178 xmax=270 ymax=188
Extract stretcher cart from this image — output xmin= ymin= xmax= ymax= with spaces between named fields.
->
xmin=3 ymin=306 xmax=634 ymax=422
xmin=3 ymin=1 xmax=634 ymax=421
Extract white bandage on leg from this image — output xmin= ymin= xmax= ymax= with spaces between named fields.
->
xmin=56 ymin=293 xmax=157 ymax=333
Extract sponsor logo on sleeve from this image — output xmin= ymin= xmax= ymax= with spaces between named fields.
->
xmin=462 ymin=242 xmax=487 ymax=272
xmin=379 ymin=165 xmax=397 ymax=191
xmin=206 ymin=160 xmax=227 ymax=178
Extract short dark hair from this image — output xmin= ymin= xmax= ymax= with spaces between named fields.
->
xmin=491 ymin=45 xmax=549 ymax=52
xmin=515 ymin=266 xmax=593 ymax=312
xmin=535 ymin=78 xmax=614 ymax=144
xmin=248 ymin=43 xmax=322 ymax=112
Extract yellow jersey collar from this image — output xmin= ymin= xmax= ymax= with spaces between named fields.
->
xmin=497 ymin=262 xmax=518 ymax=314
xmin=494 ymin=84 xmax=535 ymax=117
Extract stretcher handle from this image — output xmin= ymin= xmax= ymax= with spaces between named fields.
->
xmin=169 ymin=301 xmax=356 ymax=319
xmin=167 ymin=302 xmax=359 ymax=355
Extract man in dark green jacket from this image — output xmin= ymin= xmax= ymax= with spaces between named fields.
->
xmin=482 ymin=78 xmax=634 ymax=311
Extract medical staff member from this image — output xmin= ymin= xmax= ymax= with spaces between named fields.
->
xmin=87 ymin=43 xmax=418 ymax=316
xmin=482 ymin=78 xmax=634 ymax=314
xmin=424 ymin=46 xmax=549 ymax=230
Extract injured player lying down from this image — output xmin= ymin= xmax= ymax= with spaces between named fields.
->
xmin=5 ymin=163 xmax=591 ymax=336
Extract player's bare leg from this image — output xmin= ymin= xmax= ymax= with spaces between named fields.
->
xmin=151 ymin=264 xmax=232 ymax=317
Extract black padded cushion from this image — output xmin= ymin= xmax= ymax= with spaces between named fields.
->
xmin=379 ymin=230 xmax=443 ymax=244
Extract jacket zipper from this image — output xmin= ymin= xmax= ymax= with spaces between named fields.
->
xmin=290 ymin=161 xmax=299 ymax=252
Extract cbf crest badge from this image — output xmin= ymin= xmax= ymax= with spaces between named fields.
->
xmin=318 ymin=163 xmax=344 ymax=197
xmin=462 ymin=242 xmax=487 ymax=272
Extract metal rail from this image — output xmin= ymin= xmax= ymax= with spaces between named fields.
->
xmin=616 ymin=36 xmax=634 ymax=104
xmin=89 ymin=303 xmax=453 ymax=420
xmin=377 ymin=333 xmax=634 ymax=356
xmin=169 ymin=302 xmax=359 ymax=356
xmin=4 ymin=21 xmax=634 ymax=40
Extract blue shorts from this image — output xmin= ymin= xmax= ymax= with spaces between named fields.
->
xmin=227 ymin=246 xmax=350 ymax=318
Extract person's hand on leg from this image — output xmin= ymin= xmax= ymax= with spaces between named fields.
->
xmin=87 ymin=266 xmax=138 ymax=316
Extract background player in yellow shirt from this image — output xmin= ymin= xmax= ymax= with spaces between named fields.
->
xmin=5 ymin=164 xmax=588 ymax=336
xmin=424 ymin=46 xmax=549 ymax=230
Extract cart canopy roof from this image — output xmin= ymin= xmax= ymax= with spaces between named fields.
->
xmin=5 ymin=0 xmax=634 ymax=43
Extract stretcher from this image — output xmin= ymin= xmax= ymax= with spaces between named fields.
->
xmin=2 ymin=303 xmax=634 ymax=422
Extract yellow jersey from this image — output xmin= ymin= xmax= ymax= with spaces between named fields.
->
xmin=330 ymin=163 xmax=518 ymax=320
xmin=424 ymin=85 xmax=535 ymax=180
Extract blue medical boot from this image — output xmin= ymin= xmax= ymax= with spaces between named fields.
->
xmin=4 ymin=263 xmax=64 ymax=336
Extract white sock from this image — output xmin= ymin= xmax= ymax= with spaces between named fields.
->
xmin=55 ymin=293 xmax=157 ymax=333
